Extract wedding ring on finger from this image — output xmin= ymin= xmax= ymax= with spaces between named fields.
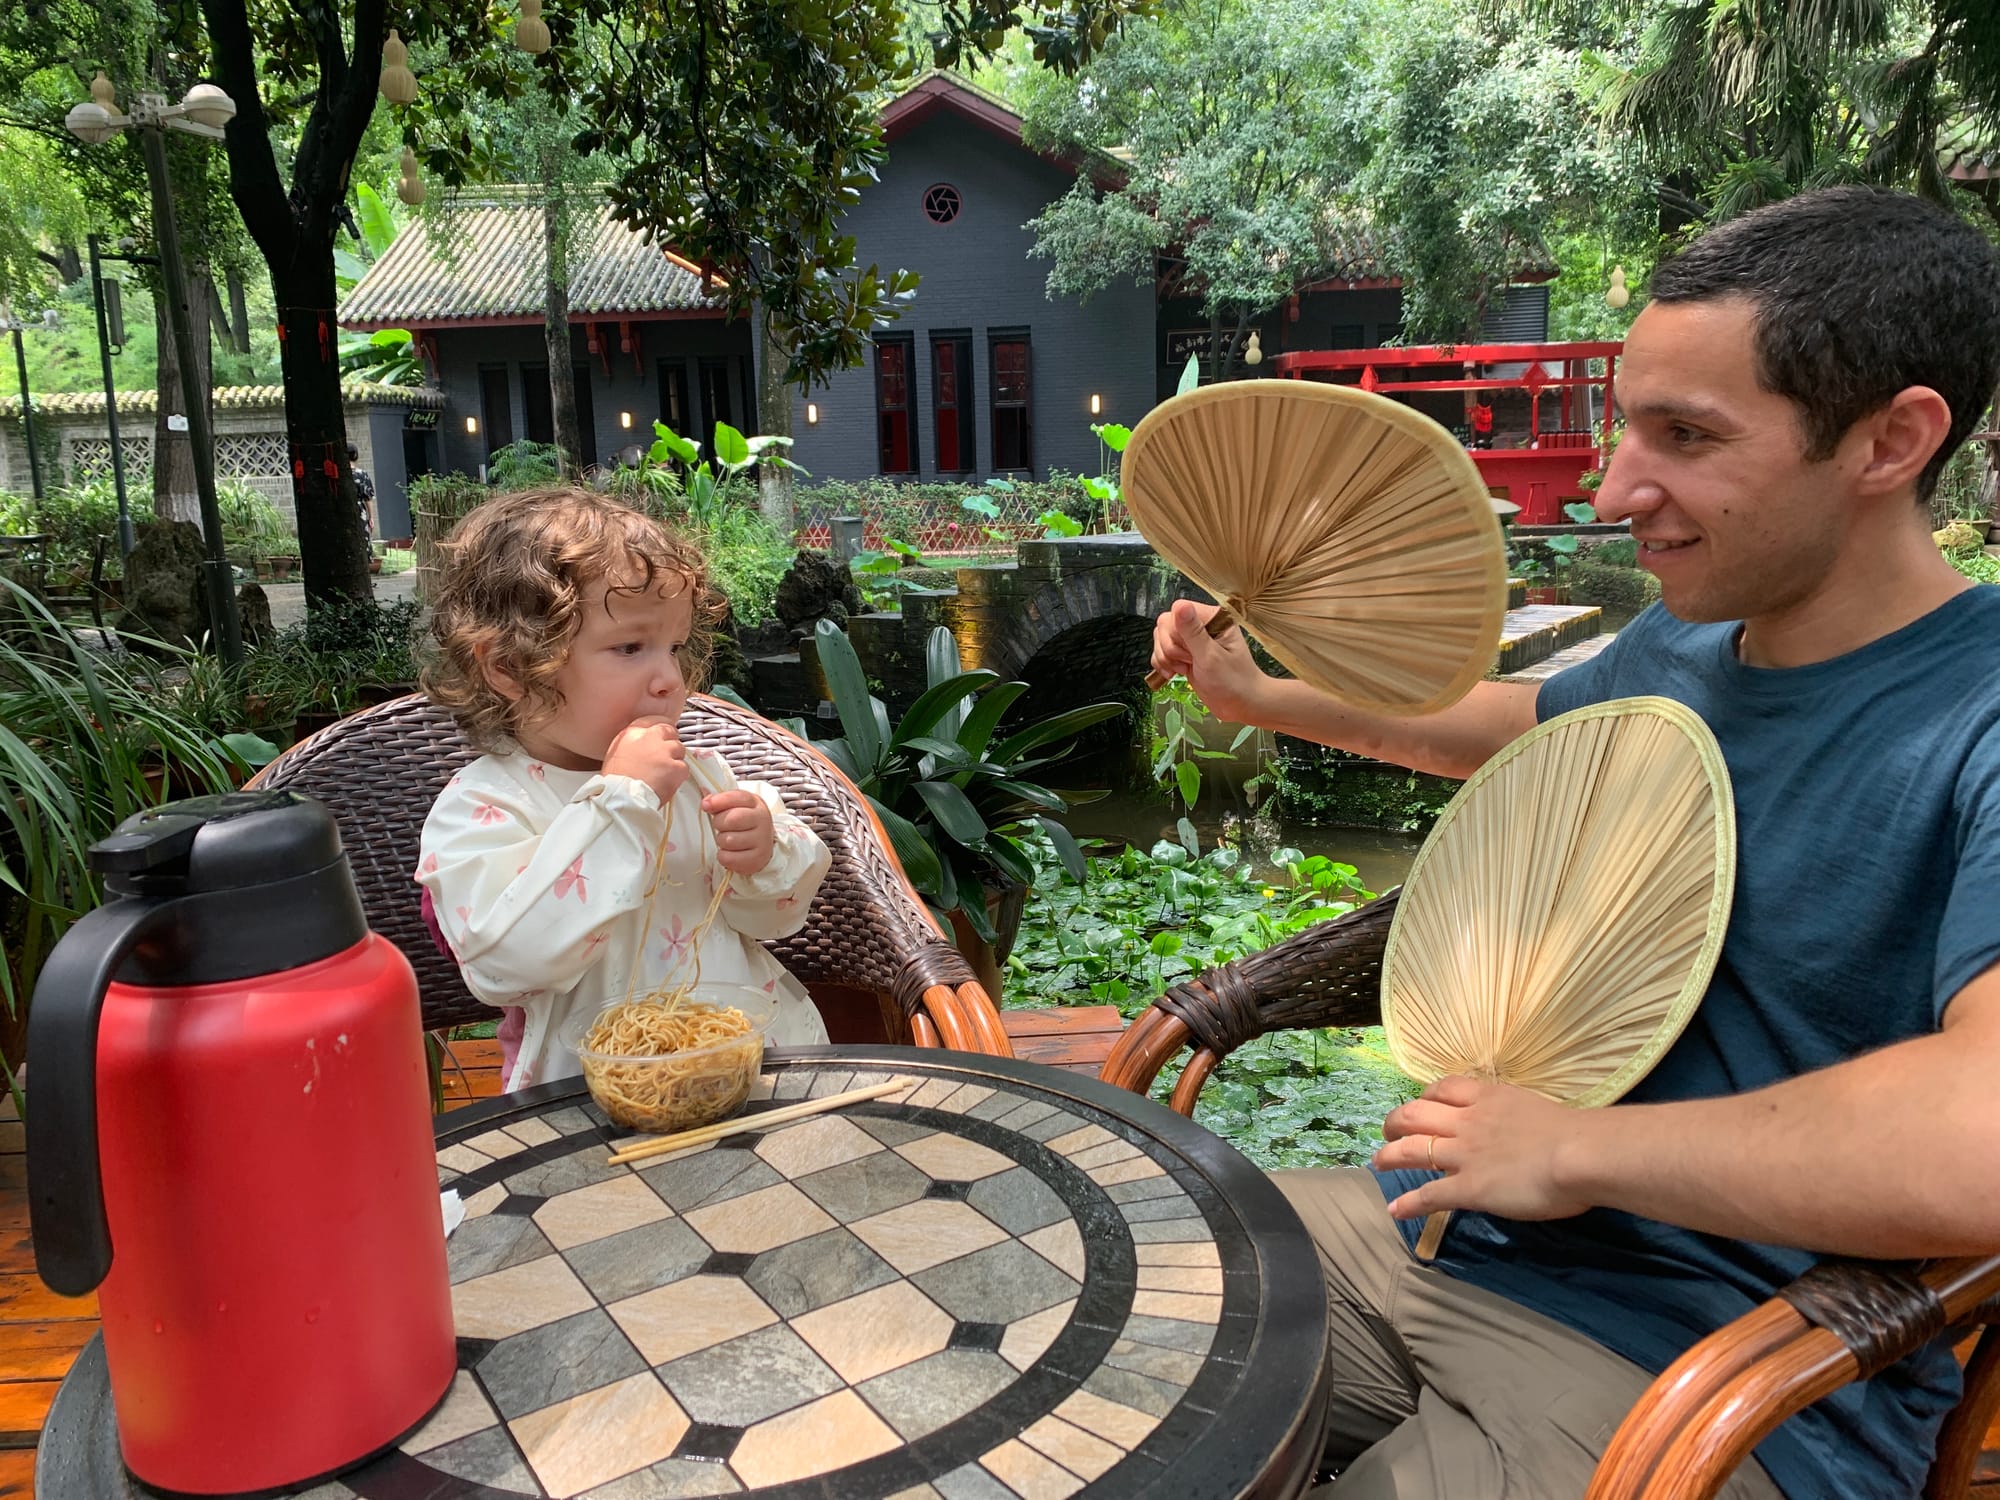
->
xmin=1426 ymin=1135 xmax=1438 ymax=1173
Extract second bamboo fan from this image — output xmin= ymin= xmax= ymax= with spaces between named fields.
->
xmin=1122 ymin=379 xmax=1508 ymax=716
xmin=1380 ymin=696 xmax=1736 ymax=1257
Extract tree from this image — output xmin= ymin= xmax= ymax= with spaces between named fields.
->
xmin=0 ymin=0 xmax=255 ymax=525
xmin=208 ymin=0 xmax=1154 ymax=609
xmin=1360 ymin=1 xmax=1648 ymax=340
xmin=1520 ymin=0 xmax=2000 ymax=227
xmin=1020 ymin=0 xmax=1372 ymax=372
xmin=415 ymin=60 xmax=598 ymax=476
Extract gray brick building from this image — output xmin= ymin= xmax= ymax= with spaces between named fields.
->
xmin=336 ymin=74 xmax=1549 ymax=490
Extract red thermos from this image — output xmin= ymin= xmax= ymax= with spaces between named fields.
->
xmin=28 ymin=791 xmax=454 ymax=1495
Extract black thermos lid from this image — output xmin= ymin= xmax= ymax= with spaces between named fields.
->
xmin=87 ymin=790 xmax=367 ymax=987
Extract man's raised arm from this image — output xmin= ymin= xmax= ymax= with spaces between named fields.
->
xmin=1151 ymin=599 xmax=1540 ymax=781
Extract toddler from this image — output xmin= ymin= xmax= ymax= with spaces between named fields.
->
xmin=415 ymin=487 xmax=830 ymax=1092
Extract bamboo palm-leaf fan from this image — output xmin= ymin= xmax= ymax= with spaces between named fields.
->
xmin=1122 ymin=379 xmax=1508 ymax=716
xmin=1381 ymin=696 xmax=1736 ymax=1259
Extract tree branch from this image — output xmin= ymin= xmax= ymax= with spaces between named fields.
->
xmin=201 ymin=0 xmax=294 ymax=267
xmin=294 ymin=0 xmax=385 ymax=256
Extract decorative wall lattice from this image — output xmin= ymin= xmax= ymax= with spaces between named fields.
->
xmin=66 ymin=437 xmax=154 ymax=484
xmin=215 ymin=434 xmax=291 ymax=478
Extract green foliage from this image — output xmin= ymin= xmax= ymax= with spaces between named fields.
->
xmin=0 ymin=584 xmax=253 ymax=1101
xmin=598 ymin=421 xmax=797 ymax=627
xmin=339 ymin=327 xmax=425 ymax=387
xmin=1178 ymin=1027 xmax=1419 ymax=1169
xmin=1948 ymin=550 xmax=2000 ymax=583
xmin=699 ymin=509 xmax=792 ymax=628
xmin=217 ymin=480 xmax=296 ymax=558
xmin=1567 ymin=0 xmax=2000 ymax=225
xmin=1150 ymin=677 xmax=1267 ymax=816
xmin=11 ymin=481 xmax=123 ymax=581
xmin=1939 ymin=519 xmax=2000 ymax=584
xmin=1272 ymin=746 xmax=1461 ymax=834
xmin=1002 ymin=833 xmax=1410 ymax=1167
xmin=240 ymin=597 xmax=425 ymax=718
xmin=810 ymin=620 xmax=1126 ymax=939
xmin=1021 ymin=0 xmax=1372 ymax=321
xmin=487 ymin=440 xmax=567 ymax=490
xmin=1932 ymin=443 xmax=1996 ymax=527
xmin=1365 ymin=4 xmax=1650 ymax=340
xmin=16 ymin=274 xmax=284 ymax=396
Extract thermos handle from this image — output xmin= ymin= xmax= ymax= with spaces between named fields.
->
xmin=28 ymin=896 xmax=177 ymax=1297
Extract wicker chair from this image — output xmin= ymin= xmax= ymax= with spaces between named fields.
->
xmin=246 ymin=692 xmax=1013 ymax=1055
xmin=1097 ymin=896 xmax=2000 ymax=1499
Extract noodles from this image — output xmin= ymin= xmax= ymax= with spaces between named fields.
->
xmin=574 ymin=763 xmax=766 ymax=1132
xmin=577 ymin=998 xmax=763 ymax=1132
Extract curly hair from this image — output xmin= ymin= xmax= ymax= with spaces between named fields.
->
xmin=423 ymin=487 xmax=726 ymax=750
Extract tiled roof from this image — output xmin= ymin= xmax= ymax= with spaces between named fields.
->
xmin=0 ymin=381 xmax=444 ymax=418
xmin=1315 ymin=218 xmax=1398 ymax=283
xmin=340 ymin=194 xmax=727 ymax=330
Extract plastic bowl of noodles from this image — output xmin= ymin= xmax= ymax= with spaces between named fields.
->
xmin=567 ymin=984 xmax=777 ymax=1134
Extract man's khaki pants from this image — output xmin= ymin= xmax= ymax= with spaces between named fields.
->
xmin=1272 ymin=1169 xmax=1786 ymax=1499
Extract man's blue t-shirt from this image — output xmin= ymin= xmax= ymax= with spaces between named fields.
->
xmin=1377 ymin=590 xmax=2000 ymax=1500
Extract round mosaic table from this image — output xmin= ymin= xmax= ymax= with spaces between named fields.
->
xmin=40 ymin=1047 xmax=1332 ymax=1499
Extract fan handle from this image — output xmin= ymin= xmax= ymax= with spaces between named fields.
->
xmin=1414 ymin=1210 xmax=1450 ymax=1261
xmin=1144 ymin=605 xmax=1238 ymax=692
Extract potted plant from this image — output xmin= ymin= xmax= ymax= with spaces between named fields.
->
xmin=806 ymin=619 xmax=1126 ymax=994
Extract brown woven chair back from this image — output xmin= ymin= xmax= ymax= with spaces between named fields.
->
xmin=1099 ymin=887 xmax=1399 ymax=1115
xmin=248 ymin=693 xmax=992 ymax=1039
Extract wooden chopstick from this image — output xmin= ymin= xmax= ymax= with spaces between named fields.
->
xmin=605 ymin=1079 xmax=908 ymax=1166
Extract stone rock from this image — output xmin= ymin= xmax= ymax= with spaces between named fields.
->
xmin=237 ymin=582 xmax=274 ymax=648
xmin=1934 ymin=519 xmax=1984 ymax=553
xmin=117 ymin=519 xmax=210 ymax=649
xmin=773 ymin=549 xmax=863 ymax=640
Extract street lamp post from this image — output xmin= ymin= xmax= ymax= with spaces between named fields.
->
xmin=85 ymin=235 xmax=139 ymax=559
xmin=67 ymin=74 xmax=243 ymax=667
xmin=0 ymin=304 xmax=57 ymax=501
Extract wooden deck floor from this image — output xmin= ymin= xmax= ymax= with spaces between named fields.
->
xmin=2 ymin=1015 xmax=1994 ymax=1498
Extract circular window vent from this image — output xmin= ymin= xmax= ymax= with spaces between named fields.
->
xmin=923 ymin=184 xmax=962 ymax=225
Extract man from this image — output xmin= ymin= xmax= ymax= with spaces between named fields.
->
xmin=1468 ymin=395 xmax=1495 ymax=449
xmin=1151 ymin=187 xmax=2000 ymax=1499
xmin=348 ymin=442 xmax=376 ymax=543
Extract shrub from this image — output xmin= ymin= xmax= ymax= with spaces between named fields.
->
xmin=217 ymin=480 xmax=295 ymax=558
xmin=27 ymin=480 xmax=124 ymax=579
xmin=487 ymin=440 xmax=565 ymax=489
xmin=700 ymin=508 xmax=790 ymax=627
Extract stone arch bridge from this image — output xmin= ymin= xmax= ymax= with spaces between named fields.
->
xmin=748 ymin=534 xmax=1599 ymax=724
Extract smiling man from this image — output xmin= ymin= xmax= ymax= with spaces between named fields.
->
xmin=1149 ymin=187 xmax=2000 ymax=1499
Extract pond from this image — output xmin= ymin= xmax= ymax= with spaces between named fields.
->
xmin=1059 ymin=716 xmax=1427 ymax=897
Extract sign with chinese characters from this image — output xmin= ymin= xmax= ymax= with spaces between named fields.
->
xmin=1166 ymin=329 xmax=1217 ymax=366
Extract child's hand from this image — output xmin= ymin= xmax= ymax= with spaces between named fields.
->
xmin=702 ymin=790 xmax=776 ymax=875
xmin=603 ymin=716 xmax=690 ymax=804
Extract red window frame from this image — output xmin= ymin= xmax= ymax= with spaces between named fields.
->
xmin=875 ymin=338 xmax=916 ymax=475
xmin=990 ymin=335 xmax=1032 ymax=473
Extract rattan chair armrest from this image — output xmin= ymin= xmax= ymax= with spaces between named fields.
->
xmin=1586 ymin=1255 xmax=2000 ymax=1500
xmin=1098 ymin=889 xmax=1400 ymax=1113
